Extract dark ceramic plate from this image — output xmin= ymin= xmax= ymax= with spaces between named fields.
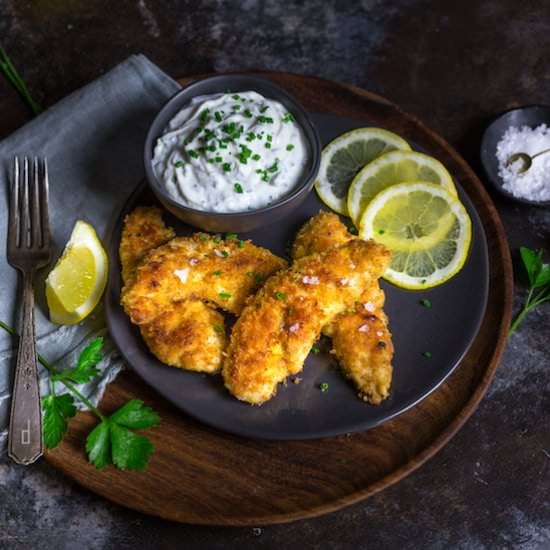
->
xmin=480 ymin=104 xmax=550 ymax=206
xmin=106 ymin=112 xmax=489 ymax=440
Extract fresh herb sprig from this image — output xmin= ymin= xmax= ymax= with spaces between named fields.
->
xmin=509 ymin=247 xmax=550 ymax=336
xmin=0 ymin=46 xmax=42 ymax=115
xmin=0 ymin=321 xmax=160 ymax=470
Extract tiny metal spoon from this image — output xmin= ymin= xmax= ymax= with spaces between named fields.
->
xmin=506 ymin=146 xmax=550 ymax=173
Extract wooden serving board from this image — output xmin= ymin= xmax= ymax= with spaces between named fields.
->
xmin=45 ymin=73 xmax=513 ymax=526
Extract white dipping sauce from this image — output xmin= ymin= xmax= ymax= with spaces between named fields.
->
xmin=152 ymin=91 xmax=309 ymax=213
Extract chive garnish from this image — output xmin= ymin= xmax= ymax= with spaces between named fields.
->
xmin=420 ymin=299 xmax=432 ymax=308
xmin=378 ymin=229 xmax=385 ymax=235
xmin=275 ymin=291 xmax=286 ymax=300
xmin=259 ymin=105 xmax=269 ymax=113
xmin=231 ymin=94 xmax=240 ymax=100
xmin=319 ymin=382 xmax=329 ymax=392
xmin=243 ymin=109 xmax=253 ymax=118
xmin=264 ymin=142 xmax=272 ymax=149
xmin=213 ymin=324 xmax=223 ymax=334
xmin=212 ymin=270 xmax=222 ymax=276
xmin=222 ymin=162 xmax=231 ymax=172
xmin=219 ymin=292 xmax=232 ymax=300
xmin=187 ymin=150 xmax=199 ymax=159
xmin=173 ymin=160 xmax=185 ymax=168
xmin=282 ymin=112 xmax=295 ymax=123
xmin=422 ymin=351 xmax=432 ymax=358
xmin=234 ymin=183 xmax=244 ymax=194
xmin=214 ymin=111 xmax=222 ymax=122
xmin=252 ymin=153 xmax=261 ymax=161
xmin=286 ymin=144 xmax=294 ymax=151
xmin=311 ymin=345 xmax=320 ymax=354
xmin=257 ymin=115 xmax=274 ymax=124
xmin=225 ymin=233 xmax=238 ymax=241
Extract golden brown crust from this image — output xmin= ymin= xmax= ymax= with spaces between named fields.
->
xmin=119 ymin=206 xmax=175 ymax=287
xmin=140 ymin=300 xmax=226 ymax=373
xmin=223 ymin=239 xmax=391 ymax=404
xmin=291 ymin=211 xmax=394 ymax=405
xmin=121 ymin=234 xmax=287 ymax=325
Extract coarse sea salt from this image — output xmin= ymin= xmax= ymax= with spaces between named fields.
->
xmin=496 ymin=124 xmax=550 ymax=201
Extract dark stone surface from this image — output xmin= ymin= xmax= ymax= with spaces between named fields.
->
xmin=1 ymin=1 xmax=549 ymax=548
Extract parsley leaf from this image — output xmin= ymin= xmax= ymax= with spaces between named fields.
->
xmin=42 ymin=393 xmax=77 ymax=449
xmin=510 ymin=247 xmax=550 ymax=335
xmin=52 ymin=337 xmax=103 ymax=384
xmin=86 ymin=400 xmax=160 ymax=470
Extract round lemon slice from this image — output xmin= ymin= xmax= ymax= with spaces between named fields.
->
xmin=314 ymin=127 xmax=411 ymax=215
xmin=347 ymin=150 xmax=457 ymax=225
xmin=46 ymin=220 xmax=108 ymax=325
xmin=359 ymin=182 xmax=472 ymax=289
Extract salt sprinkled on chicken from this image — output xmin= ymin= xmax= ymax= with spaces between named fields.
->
xmin=288 ymin=323 xmax=300 ymax=333
xmin=302 ymin=275 xmax=320 ymax=285
xmin=358 ymin=324 xmax=369 ymax=333
xmin=189 ymin=257 xmax=200 ymax=266
xmin=363 ymin=302 xmax=376 ymax=312
xmin=174 ymin=268 xmax=189 ymax=283
xmin=496 ymin=124 xmax=550 ymax=201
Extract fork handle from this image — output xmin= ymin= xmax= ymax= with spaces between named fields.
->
xmin=8 ymin=273 xmax=43 ymax=465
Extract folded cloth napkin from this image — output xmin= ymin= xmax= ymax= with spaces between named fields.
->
xmin=0 ymin=55 xmax=181 ymax=452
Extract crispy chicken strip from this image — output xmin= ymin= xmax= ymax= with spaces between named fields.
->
xmin=223 ymin=239 xmax=391 ymax=404
xmin=119 ymin=206 xmax=176 ymax=287
xmin=121 ymin=234 xmax=287 ymax=325
xmin=119 ymin=207 xmax=226 ymax=373
xmin=292 ymin=211 xmax=394 ymax=404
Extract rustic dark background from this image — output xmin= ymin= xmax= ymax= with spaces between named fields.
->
xmin=1 ymin=1 xmax=549 ymax=548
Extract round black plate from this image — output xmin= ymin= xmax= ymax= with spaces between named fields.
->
xmin=480 ymin=104 xmax=550 ymax=206
xmin=106 ymin=113 xmax=489 ymax=440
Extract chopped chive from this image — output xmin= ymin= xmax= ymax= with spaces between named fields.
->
xmin=378 ymin=229 xmax=386 ymax=235
xmin=252 ymin=153 xmax=261 ymax=161
xmin=222 ymin=162 xmax=231 ymax=172
xmin=215 ymin=156 xmax=222 ymax=163
xmin=199 ymin=109 xmax=210 ymax=124
xmin=246 ymin=132 xmax=256 ymax=142
xmin=264 ymin=142 xmax=272 ymax=149
xmin=173 ymin=160 xmax=185 ymax=168
xmin=219 ymin=292 xmax=232 ymax=300
xmin=348 ymin=226 xmax=358 ymax=235
xmin=422 ymin=351 xmax=432 ymax=358
xmin=257 ymin=115 xmax=274 ymax=124
xmin=213 ymin=324 xmax=223 ymax=334
xmin=319 ymin=382 xmax=329 ymax=392
xmin=237 ymin=144 xmax=252 ymax=164
xmin=266 ymin=134 xmax=273 ymax=142
xmin=221 ymin=250 xmax=229 ymax=258
xmin=238 ymin=239 xmax=245 ymax=248
xmin=214 ymin=111 xmax=222 ymax=122
xmin=420 ymin=299 xmax=432 ymax=308
xmin=259 ymin=105 xmax=269 ymax=113
xmin=187 ymin=150 xmax=199 ymax=159
xmin=225 ymin=233 xmax=238 ymax=241
xmin=212 ymin=270 xmax=222 ymax=276
xmin=208 ymin=144 xmax=216 ymax=152
xmin=200 ymin=235 xmax=210 ymax=241
xmin=275 ymin=291 xmax=286 ymax=300
xmin=286 ymin=144 xmax=295 ymax=151
xmin=232 ymin=94 xmax=240 ymax=100
xmin=213 ymin=236 xmax=222 ymax=244
xmin=232 ymin=104 xmax=241 ymax=110
xmin=311 ymin=345 xmax=320 ymax=354
xmin=282 ymin=112 xmax=295 ymax=123
xmin=234 ymin=183 xmax=244 ymax=194
xmin=243 ymin=109 xmax=253 ymax=118
xmin=267 ymin=160 xmax=279 ymax=173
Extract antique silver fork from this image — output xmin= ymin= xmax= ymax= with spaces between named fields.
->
xmin=7 ymin=157 xmax=51 ymax=465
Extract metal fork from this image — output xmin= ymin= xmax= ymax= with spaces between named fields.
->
xmin=7 ymin=157 xmax=51 ymax=465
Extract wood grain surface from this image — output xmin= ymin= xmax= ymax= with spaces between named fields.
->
xmin=44 ymin=73 xmax=513 ymax=526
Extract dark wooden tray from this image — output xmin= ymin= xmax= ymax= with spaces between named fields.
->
xmin=44 ymin=73 xmax=513 ymax=526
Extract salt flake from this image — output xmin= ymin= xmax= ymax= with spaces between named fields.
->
xmin=174 ymin=268 xmax=189 ymax=283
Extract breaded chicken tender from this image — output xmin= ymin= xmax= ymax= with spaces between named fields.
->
xmin=223 ymin=239 xmax=391 ymax=404
xmin=119 ymin=206 xmax=176 ymax=287
xmin=140 ymin=300 xmax=226 ymax=372
xmin=292 ymin=212 xmax=394 ymax=404
xmin=121 ymin=234 xmax=287 ymax=325
xmin=119 ymin=207 xmax=226 ymax=373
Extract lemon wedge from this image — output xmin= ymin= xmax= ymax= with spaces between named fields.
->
xmin=314 ymin=127 xmax=411 ymax=215
xmin=359 ymin=182 xmax=471 ymax=289
xmin=46 ymin=221 xmax=108 ymax=325
xmin=347 ymin=150 xmax=457 ymax=226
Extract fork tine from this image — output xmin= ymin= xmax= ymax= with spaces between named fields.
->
xmin=31 ymin=158 xmax=41 ymax=248
xmin=8 ymin=158 xmax=20 ymax=250
xmin=40 ymin=159 xmax=51 ymax=250
xmin=20 ymin=157 xmax=30 ymax=248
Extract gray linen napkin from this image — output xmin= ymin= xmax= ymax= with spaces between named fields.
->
xmin=0 ymin=55 xmax=181 ymax=452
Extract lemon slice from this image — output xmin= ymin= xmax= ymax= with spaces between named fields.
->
xmin=314 ymin=127 xmax=411 ymax=215
xmin=347 ymin=150 xmax=457 ymax=225
xmin=359 ymin=182 xmax=471 ymax=289
xmin=46 ymin=221 xmax=108 ymax=325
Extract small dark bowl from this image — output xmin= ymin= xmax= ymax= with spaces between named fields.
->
xmin=480 ymin=104 xmax=550 ymax=206
xmin=144 ymin=74 xmax=321 ymax=232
